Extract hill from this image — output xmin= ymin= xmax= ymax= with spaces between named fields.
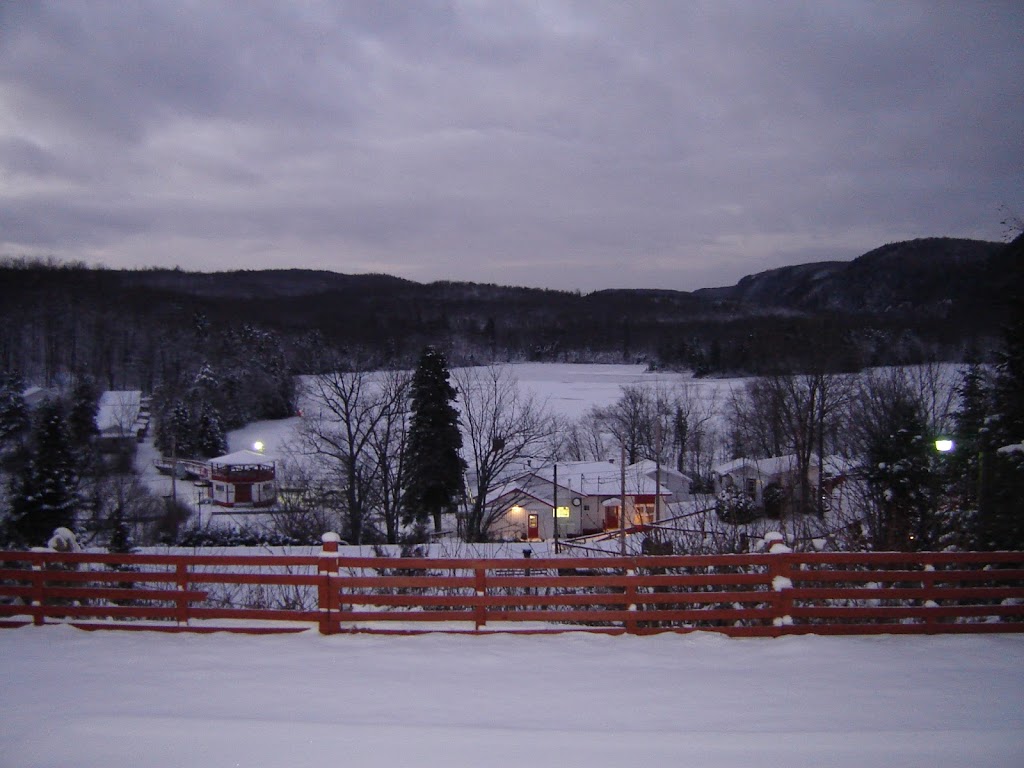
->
xmin=0 ymin=236 xmax=1013 ymax=388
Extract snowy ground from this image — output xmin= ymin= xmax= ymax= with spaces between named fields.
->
xmin=2 ymin=627 xmax=1022 ymax=767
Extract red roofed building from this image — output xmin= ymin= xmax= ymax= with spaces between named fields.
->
xmin=208 ymin=450 xmax=276 ymax=508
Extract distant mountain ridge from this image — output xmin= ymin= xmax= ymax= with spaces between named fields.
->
xmin=695 ymin=238 xmax=1005 ymax=316
xmin=0 ymin=236 xmax=1014 ymax=383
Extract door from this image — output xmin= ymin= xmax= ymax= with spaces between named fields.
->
xmin=234 ymin=483 xmax=252 ymax=504
xmin=604 ymin=505 xmax=620 ymax=530
xmin=527 ymin=514 xmax=539 ymax=539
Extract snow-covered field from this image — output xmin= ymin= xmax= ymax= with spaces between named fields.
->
xmin=228 ymin=363 xmax=734 ymax=463
xmin=2 ymin=626 xmax=1022 ymax=767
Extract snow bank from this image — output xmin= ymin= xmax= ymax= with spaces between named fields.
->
xmin=1 ymin=628 xmax=1022 ymax=767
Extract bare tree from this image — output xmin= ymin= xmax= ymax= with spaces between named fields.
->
xmin=728 ymin=373 xmax=853 ymax=516
xmin=298 ymin=367 xmax=409 ymax=544
xmin=454 ymin=365 xmax=558 ymax=542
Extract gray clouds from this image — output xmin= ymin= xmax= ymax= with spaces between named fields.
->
xmin=1 ymin=0 xmax=1021 ymax=290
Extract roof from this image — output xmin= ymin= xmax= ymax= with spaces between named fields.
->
xmin=714 ymin=455 xmax=802 ymax=477
xmin=96 ymin=390 xmax=142 ymax=434
xmin=497 ymin=460 xmax=669 ymax=501
xmin=210 ymin=449 xmax=276 ymax=467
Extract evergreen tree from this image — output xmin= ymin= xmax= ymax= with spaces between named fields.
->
xmin=0 ymin=374 xmax=29 ymax=447
xmin=155 ymin=399 xmax=195 ymax=457
xmin=7 ymin=400 xmax=79 ymax=546
xmin=404 ymin=347 xmax=465 ymax=534
xmin=194 ymin=401 xmax=228 ymax=458
xmin=67 ymin=377 xmax=99 ymax=450
xmin=863 ymin=396 xmax=936 ymax=550
xmin=977 ymin=232 xmax=1024 ymax=549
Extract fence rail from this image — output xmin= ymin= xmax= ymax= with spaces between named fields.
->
xmin=2 ymin=544 xmax=1023 ymax=636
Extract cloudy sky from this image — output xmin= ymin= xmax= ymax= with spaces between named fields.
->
xmin=1 ymin=1 xmax=1021 ymax=292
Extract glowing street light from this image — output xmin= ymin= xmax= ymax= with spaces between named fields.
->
xmin=253 ymin=441 xmax=265 ymax=453
xmin=934 ymin=438 xmax=954 ymax=453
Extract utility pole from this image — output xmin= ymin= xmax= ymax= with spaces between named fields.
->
xmin=620 ymin=444 xmax=627 ymax=557
xmin=552 ymin=463 xmax=559 ymax=554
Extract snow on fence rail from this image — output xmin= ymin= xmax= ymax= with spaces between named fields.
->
xmin=2 ymin=542 xmax=1023 ymax=636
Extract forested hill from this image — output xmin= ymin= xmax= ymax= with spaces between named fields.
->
xmin=0 ymin=236 xmax=1014 ymax=390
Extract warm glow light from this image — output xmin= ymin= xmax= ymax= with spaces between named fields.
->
xmin=935 ymin=439 xmax=954 ymax=453
xmin=253 ymin=441 xmax=265 ymax=452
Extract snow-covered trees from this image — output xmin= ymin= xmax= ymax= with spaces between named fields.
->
xmin=403 ymin=347 xmax=465 ymax=535
xmin=5 ymin=399 xmax=79 ymax=546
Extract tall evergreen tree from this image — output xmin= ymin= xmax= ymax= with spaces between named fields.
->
xmin=404 ymin=347 xmax=465 ymax=534
xmin=194 ymin=401 xmax=228 ymax=458
xmin=7 ymin=400 xmax=79 ymax=546
xmin=0 ymin=374 xmax=29 ymax=447
xmin=67 ymin=377 xmax=99 ymax=450
xmin=978 ymin=232 xmax=1024 ymax=549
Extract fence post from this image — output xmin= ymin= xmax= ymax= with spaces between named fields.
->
xmin=173 ymin=562 xmax=191 ymax=626
xmin=31 ymin=558 xmax=45 ymax=626
xmin=624 ymin=568 xmax=638 ymax=634
xmin=318 ymin=533 xmax=341 ymax=635
xmin=474 ymin=567 xmax=487 ymax=630
xmin=766 ymin=537 xmax=795 ymax=637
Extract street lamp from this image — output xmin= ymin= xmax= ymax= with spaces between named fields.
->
xmin=253 ymin=441 xmax=265 ymax=453
xmin=935 ymin=438 xmax=954 ymax=453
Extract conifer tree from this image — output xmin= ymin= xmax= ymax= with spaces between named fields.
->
xmin=0 ymin=374 xmax=28 ymax=447
xmin=977 ymin=232 xmax=1024 ymax=549
xmin=404 ymin=347 xmax=465 ymax=534
xmin=195 ymin=401 xmax=228 ymax=458
xmin=7 ymin=400 xmax=79 ymax=547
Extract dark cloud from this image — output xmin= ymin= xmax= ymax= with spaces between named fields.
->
xmin=1 ymin=0 xmax=1021 ymax=291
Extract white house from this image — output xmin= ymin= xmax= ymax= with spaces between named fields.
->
xmin=481 ymin=460 xmax=672 ymax=541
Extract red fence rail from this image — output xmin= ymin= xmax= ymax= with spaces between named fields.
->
xmin=0 ymin=550 xmax=321 ymax=633
xmin=2 ymin=544 xmax=1023 ymax=636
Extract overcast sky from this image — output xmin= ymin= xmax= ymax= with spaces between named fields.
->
xmin=1 ymin=1 xmax=1021 ymax=292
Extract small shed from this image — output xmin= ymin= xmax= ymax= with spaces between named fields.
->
xmin=208 ymin=450 xmax=277 ymax=508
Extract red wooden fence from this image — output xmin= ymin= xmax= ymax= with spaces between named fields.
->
xmin=2 ymin=543 xmax=1023 ymax=636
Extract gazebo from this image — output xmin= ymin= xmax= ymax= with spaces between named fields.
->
xmin=208 ymin=450 xmax=276 ymax=508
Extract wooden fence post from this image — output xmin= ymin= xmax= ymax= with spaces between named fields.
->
xmin=624 ymin=568 xmax=638 ymax=634
xmin=767 ymin=540 xmax=795 ymax=637
xmin=175 ymin=562 xmax=190 ymax=626
xmin=318 ymin=533 xmax=341 ymax=635
xmin=31 ymin=559 xmax=45 ymax=626
xmin=474 ymin=567 xmax=487 ymax=630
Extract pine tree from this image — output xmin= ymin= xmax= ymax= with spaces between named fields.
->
xmin=0 ymin=374 xmax=29 ymax=447
xmin=864 ymin=397 xmax=936 ymax=550
xmin=67 ymin=377 xmax=99 ymax=450
xmin=978 ymin=232 xmax=1024 ymax=549
xmin=404 ymin=346 xmax=465 ymax=534
xmin=156 ymin=399 xmax=195 ymax=457
xmin=194 ymin=401 xmax=228 ymax=458
xmin=7 ymin=400 xmax=79 ymax=547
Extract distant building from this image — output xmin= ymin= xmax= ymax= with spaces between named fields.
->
xmin=208 ymin=450 xmax=277 ymax=508
xmin=480 ymin=460 xmax=673 ymax=541
xmin=95 ymin=391 xmax=151 ymax=449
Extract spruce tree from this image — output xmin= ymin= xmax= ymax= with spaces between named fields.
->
xmin=0 ymin=374 xmax=28 ymax=447
xmin=404 ymin=346 xmax=465 ymax=534
xmin=7 ymin=400 xmax=79 ymax=547
xmin=195 ymin=401 xmax=228 ymax=458
xmin=978 ymin=232 xmax=1024 ymax=549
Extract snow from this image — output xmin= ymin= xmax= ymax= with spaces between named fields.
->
xmin=1 ymin=627 xmax=1022 ymax=767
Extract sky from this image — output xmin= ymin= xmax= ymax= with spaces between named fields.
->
xmin=1 ymin=1 xmax=1022 ymax=293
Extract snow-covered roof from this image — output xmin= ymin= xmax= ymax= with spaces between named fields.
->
xmin=96 ymin=390 xmax=142 ymax=434
xmin=210 ymin=449 xmax=276 ymax=467
xmin=714 ymin=455 xmax=802 ymax=478
xmin=509 ymin=460 xmax=669 ymax=498
xmin=630 ymin=459 xmax=693 ymax=483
